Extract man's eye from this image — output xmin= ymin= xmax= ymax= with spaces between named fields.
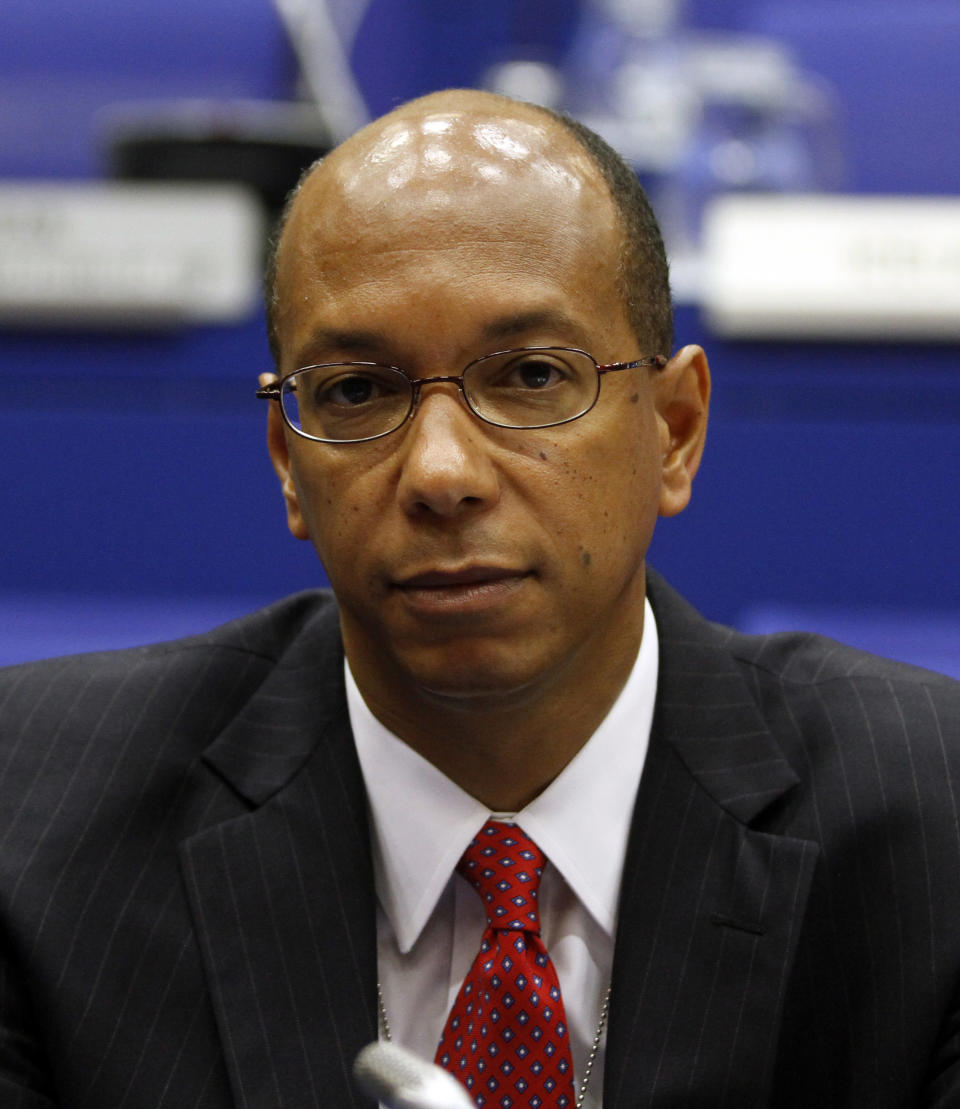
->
xmin=314 ymin=372 xmax=399 ymax=407
xmin=327 ymin=374 xmax=376 ymax=406
xmin=505 ymin=357 xmax=569 ymax=390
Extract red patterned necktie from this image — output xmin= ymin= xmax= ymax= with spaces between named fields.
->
xmin=435 ymin=820 xmax=576 ymax=1109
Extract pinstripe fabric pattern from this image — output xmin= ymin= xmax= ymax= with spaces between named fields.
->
xmin=0 ymin=593 xmax=376 ymax=1108
xmin=2 ymin=572 xmax=959 ymax=1107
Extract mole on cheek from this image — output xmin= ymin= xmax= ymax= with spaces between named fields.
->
xmin=539 ymin=451 xmax=548 ymax=461
xmin=581 ymin=550 xmax=592 ymax=568
xmin=630 ymin=393 xmax=639 ymax=404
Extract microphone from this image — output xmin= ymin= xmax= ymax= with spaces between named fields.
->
xmin=353 ymin=1041 xmax=475 ymax=1109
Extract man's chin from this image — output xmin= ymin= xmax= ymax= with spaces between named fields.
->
xmin=399 ymin=645 xmax=563 ymax=711
xmin=341 ymin=608 xmax=568 ymax=712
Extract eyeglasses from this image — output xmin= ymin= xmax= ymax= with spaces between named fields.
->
xmin=257 ymin=347 xmax=667 ymax=444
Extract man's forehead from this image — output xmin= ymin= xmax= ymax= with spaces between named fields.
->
xmin=301 ymin=96 xmax=598 ymax=210
xmin=270 ymin=93 xmax=624 ymax=353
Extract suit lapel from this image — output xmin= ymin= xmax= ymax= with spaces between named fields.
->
xmin=179 ymin=603 xmax=378 ymax=1109
xmin=603 ymin=575 xmax=819 ymax=1109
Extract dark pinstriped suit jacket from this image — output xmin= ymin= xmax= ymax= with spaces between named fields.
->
xmin=2 ymin=571 xmax=959 ymax=1108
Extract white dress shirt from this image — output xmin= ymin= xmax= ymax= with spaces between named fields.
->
xmin=348 ymin=598 xmax=658 ymax=1109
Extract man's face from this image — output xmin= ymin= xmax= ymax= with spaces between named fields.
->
xmin=268 ymin=99 xmax=702 ymax=714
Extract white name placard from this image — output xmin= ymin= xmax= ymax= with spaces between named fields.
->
xmin=0 ymin=182 xmax=264 ymax=327
xmin=701 ymin=194 xmax=960 ymax=340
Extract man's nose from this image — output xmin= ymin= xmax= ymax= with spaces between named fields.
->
xmin=395 ymin=388 xmax=501 ymax=519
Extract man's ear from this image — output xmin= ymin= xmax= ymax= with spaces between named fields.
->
xmin=654 ymin=344 xmax=710 ymax=518
xmin=261 ymin=373 xmax=311 ymax=541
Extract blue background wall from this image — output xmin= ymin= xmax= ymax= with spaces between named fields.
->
xmin=1 ymin=0 xmax=958 ymax=673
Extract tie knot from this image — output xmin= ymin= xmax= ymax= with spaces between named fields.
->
xmin=456 ymin=820 xmax=546 ymax=933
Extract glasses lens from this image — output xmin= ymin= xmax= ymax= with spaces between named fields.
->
xmin=464 ymin=349 xmax=598 ymax=428
xmin=282 ymin=365 xmax=411 ymax=441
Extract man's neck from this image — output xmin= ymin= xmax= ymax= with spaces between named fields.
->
xmin=345 ymin=620 xmax=644 ymax=812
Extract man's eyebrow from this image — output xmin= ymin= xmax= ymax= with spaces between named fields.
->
xmin=301 ymin=327 xmax=388 ymax=356
xmin=297 ymin=310 xmax=590 ymax=364
xmin=478 ymin=309 xmax=589 ymax=346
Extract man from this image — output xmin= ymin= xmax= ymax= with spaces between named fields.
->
xmin=1 ymin=89 xmax=958 ymax=1109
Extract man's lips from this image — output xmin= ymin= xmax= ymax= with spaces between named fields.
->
xmin=391 ymin=565 xmax=530 ymax=617
xmin=394 ymin=565 xmax=527 ymax=590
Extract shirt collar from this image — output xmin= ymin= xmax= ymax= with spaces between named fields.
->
xmin=349 ymin=598 xmax=658 ymax=953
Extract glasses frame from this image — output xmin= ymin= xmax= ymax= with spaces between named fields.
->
xmin=256 ymin=346 xmax=669 ymax=444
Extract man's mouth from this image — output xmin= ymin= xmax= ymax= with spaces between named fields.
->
xmin=396 ymin=565 xmax=524 ymax=590
xmin=393 ymin=565 xmax=530 ymax=614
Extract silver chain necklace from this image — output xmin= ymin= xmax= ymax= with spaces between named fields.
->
xmin=376 ymin=980 xmax=611 ymax=1109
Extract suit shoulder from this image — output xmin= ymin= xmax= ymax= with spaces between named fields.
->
xmin=1 ymin=589 xmax=337 ymax=681
xmin=647 ymin=567 xmax=957 ymax=698
xmin=0 ymin=590 xmax=340 ymax=755
xmin=729 ymin=629 xmax=960 ymax=789
xmin=729 ymin=626 xmax=958 ymax=694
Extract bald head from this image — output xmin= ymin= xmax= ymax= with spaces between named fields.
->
xmin=264 ymin=90 xmax=672 ymax=365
